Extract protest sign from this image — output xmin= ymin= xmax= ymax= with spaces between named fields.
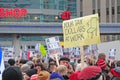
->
xmin=62 ymin=14 xmax=100 ymax=48
xmin=109 ymin=48 xmax=116 ymax=60
xmin=62 ymin=14 xmax=100 ymax=70
xmin=2 ymin=46 xmax=14 ymax=62
xmin=45 ymin=36 xmax=62 ymax=55
xmin=45 ymin=36 xmax=63 ymax=66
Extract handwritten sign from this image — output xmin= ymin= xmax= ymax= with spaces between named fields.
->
xmin=62 ymin=14 xmax=101 ymax=48
xmin=45 ymin=36 xmax=63 ymax=55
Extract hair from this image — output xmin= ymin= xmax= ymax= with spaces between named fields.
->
xmin=56 ymin=65 xmax=68 ymax=75
xmin=26 ymin=61 xmax=34 ymax=69
xmin=98 ymin=53 xmax=106 ymax=60
xmin=2 ymin=66 xmax=23 ymax=80
xmin=21 ymin=64 xmax=30 ymax=73
xmin=59 ymin=57 xmax=70 ymax=63
xmin=49 ymin=58 xmax=56 ymax=64
xmin=8 ymin=59 xmax=15 ymax=66
xmin=35 ymin=63 xmax=46 ymax=70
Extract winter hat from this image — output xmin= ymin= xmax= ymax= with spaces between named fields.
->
xmin=30 ymin=74 xmax=38 ymax=80
xmin=69 ymin=71 xmax=80 ymax=80
xmin=97 ymin=59 xmax=107 ymax=69
xmin=2 ymin=66 xmax=23 ymax=80
xmin=78 ymin=66 xmax=102 ymax=80
xmin=37 ymin=70 xmax=50 ymax=80
xmin=111 ymin=67 xmax=120 ymax=77
xmin=26 ymin=69 xmax=37 ymax=77
xmin=50 ymin=72 xmax=65 ymax=80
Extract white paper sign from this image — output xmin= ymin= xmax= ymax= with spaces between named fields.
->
xmin=45 ymin=36 xmax=63 ymax=55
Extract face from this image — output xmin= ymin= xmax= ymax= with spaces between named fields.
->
xmin=59 ymin=60 xmax=69 ymax=68
xmin=49 ymin=65 xmax=57 ymax=72
xmin=23 ymin=73 xmax=30 ymax=80
xmin=35 ymin=66 xmax=42 ymax=74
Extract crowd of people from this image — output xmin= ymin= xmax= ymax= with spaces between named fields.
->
xmin=2 ymin=53 xmax=120 ymax=80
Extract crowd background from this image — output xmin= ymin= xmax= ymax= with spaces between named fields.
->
xmin=2 ymin=52 xmax=120 ymax=80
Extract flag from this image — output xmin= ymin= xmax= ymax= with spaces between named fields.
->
xmin=27 ymin=50 xmax=30 ymax=60
xmin=0 ymin=46 xmax=5 ymax=80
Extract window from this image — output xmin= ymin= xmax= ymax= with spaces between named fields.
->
xmin=93 ymin=10 xmax=95 ymax=14
xmin=80 ymin=11 xmax=83 ymax=17
xmin=80 ymin=0 xmax=83 ymax=11
xmin=97 ymin=0 xmax=100 ymax=9
xmin=28 ymin=46 xmax=30 ymax=49
xmin=92 ymin=0 xmax=96 ymax=9
xmin=106 ymin=8 xmax=109 ymax=15
xmin=117 ymin=6 xmax=120 ymax=14
xmin=31 ymin=46 xmax=35 ymax=49
xmin=112 ymin=7 xmax=115 ymax=15
xmin=98 ymin=9 xmax=100 ymax=16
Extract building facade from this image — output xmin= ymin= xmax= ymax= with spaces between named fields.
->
xmin=77 ymin=0 xmax=120 ymax=23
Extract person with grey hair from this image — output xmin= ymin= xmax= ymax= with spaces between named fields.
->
xmin=26 ymin=61 xmax=34 ymax=69
xmin=56 ymin=65 xmax=69 ymax=80
xmin=21 ymin=64 xmax=30 ymax=73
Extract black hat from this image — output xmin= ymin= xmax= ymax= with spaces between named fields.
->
xmin=2 ymin=66 xmax=23 ymax=80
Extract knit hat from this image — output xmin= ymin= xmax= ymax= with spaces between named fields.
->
xmin=97 ymin=59 xmax=107 ymax=69
xmin=50 ymin=72 xmax=65 ymax=80
xmin=37 ymin=70 xmax=50 ymax=80
xmin=30 ymin=74 xmax=38 ymax=80
xmin=26 ymin=69 xmax=37 ymax=77
xmin=69 ymin=71 xmax=80 ymax=80
xmin=2 ymin=66 xmax=23 ymax=80
xmin=78 ymin=66 xmax=102 ymax=80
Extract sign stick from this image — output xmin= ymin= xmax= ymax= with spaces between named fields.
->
xmin=80 ymin=46 xmax=84 ymax=70
xmin=55 ymin=54 xmax=59 ymax=66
